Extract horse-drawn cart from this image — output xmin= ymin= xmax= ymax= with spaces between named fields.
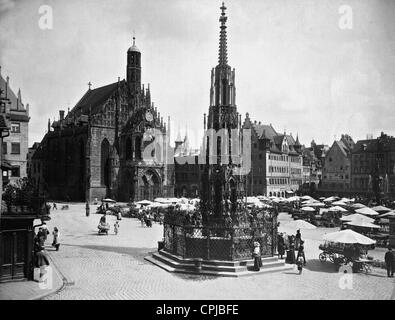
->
xmin=319 ymin=230 xmax=376 ymax=273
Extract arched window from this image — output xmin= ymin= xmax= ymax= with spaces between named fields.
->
xmin=135 ymin=136 xmax=142 ymax=160
xmin=101 ymin=139 xmax=110 ymax=187
xmin=126 ymin=137 xmax=132 ymax=160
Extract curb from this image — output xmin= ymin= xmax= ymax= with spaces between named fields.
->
xmin=31 ymin=252 xmax=73 ymax=300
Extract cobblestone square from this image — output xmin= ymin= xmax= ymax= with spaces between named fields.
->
xmin=35 ymin=204 xmax=395 ymax=300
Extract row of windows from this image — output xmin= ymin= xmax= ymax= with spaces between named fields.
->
xmin=269 ymin=178 xmax=288 ymax=185
xmin=269 ymin=166 xmax=288 ymax=173
xmin=290 ymin=168 xmax=301 ymax=175
xmin=323 ymin=174 xmax=349 ymax=180
xmin=2 ymin=142 xmax=21 ymax=154
xmin=268 ymin=154 xmax=301 ymax=163
xmin=269 ymin=154 xmax=288 ymax=162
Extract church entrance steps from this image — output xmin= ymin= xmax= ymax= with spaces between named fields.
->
xmin=145 ymin=249 xmax=294 ymax=277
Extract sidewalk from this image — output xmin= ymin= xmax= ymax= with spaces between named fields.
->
xmin=0 ymin=249 xmax=66 ymax=300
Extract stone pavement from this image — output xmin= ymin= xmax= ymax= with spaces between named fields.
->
xmin=0 ymin=250 xmax=64 ymax=300
xmin=32 ymin=204 xmax=395 ymax=300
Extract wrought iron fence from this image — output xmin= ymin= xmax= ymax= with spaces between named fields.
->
xmin=163 ymin=219 xmax=277 ymax=261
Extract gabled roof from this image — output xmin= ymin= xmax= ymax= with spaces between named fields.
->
xmin=69 ymin=80 xmax=125 ymax=117
xmin=0 ymin=73 xmax=25 ymax=111
xmin=335 ymin=140 xmax=351 ymax=157
xmin=252 ymin=123 xmax=277 ymax=140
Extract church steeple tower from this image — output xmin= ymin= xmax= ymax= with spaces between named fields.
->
xmin=208 ymin=2 xmax=237 ymax=130
xmin=127 ymin=35 xmax=141 ymax=95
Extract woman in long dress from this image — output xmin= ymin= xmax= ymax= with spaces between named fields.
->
xmin=253 ymin=242 xmax=262 ymax=271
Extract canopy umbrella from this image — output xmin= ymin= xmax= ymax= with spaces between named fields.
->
xmin=340 ymin=214 xmax=374 ymax=223
xmin=323 ymin=196 xmax=339 ymax=203
xmin=283 ymin=219 xmax=317 ymax=230
xmin=329 ymin=206 xmax=348 ymax=212
xmin=371 ymin=205 xmax=391 ymax=213
xmin=301 ymin=195 xmax=314 ymax=200
xmin=178 ymin=203 xmax=196 ymax=211
xmin=331 ymin=200 xmax=348 ymax=206
xmin=287 ymin=196 xmax=300 ymax=202
xmin=319 ymin=197 xmax=326 ymax=200
xmin=257 ymin=195 xmax=269 ymax=201
xmin=136 ymin=200 xmax=152 ymax=206
xmin=379 ymin=211 xmax=395 ymax=218
xmin=302 ymin=199 xmax=320 ymax=205
xmin=355 ymin=207 xmax=379 ymax=216
xmin=351 ymin=203 xmax=366 ymax=209
xmin=246 ymin=196 xmax=261 ymax=204
xmin=340 ymin=197 xmax=352 ymax=203
xmin=279 ymin=220 xmax=316 ymax=234
xmin=323 ymin=229 xmax=376 ymax=245
xmin=346 ymin=220 xmax=381 ymax=229
xmin=303 ymin=202 xmax=325 ymax=207
xmin=301 ymin=206 xmax=315 ymax=212
xmin=102 ymin=198 xmax=116 ymax=203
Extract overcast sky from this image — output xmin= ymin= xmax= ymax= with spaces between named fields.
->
xmin=1 ymin=0 xmax=395 ymax=148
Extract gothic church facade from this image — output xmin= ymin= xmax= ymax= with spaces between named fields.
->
xmin=32 ymin=39 xmax=174 ymax=202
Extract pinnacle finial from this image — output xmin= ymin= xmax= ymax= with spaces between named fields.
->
xmin=218 ymin=1 xmax=228 ymax=66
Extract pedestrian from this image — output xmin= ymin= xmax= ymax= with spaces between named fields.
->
xmin=53 ymin=203 xmax=57 ymax=210
xmin=114 ymin=221 xmax=119 ymax=235
xmin=296 ymin=240 xmax=306 ymax=265
xmin=252 ymin=242 xmax=262 ymax=271
xmin=295 ymin=229 xmax=301 ymax=250
xmin=86 ymin=202 xmax=90 ymax=217
xmin=277 ymin=233 xmax=285 ymax=259
xmin=287 ymin=241 xmax=296 ymax=264
xmin=140 ymin=212 xmax=145 ymax=227
xmin=52 ymin=227 xmax=60 ymax=251
xmin=42 ymin=222 xmax=49 ymax=242
xmin=37 ymin=227 xmax=46 ymax=246
xmin=384 ymin=246 xmax=394 ymax=278
xmin=296 ymin=255 xmax=304 ymax=274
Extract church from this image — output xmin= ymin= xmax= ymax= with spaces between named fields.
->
xmin=32 ymin=38 xmax=174 ymax=202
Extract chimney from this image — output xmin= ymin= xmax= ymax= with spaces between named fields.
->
xmin=59 ymin=110 xmax=65 ymax=121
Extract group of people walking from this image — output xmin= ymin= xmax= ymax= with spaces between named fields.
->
xmin=277 ymin=229 xmax=306 ymax=274
xmin=139 ymin=210 xmax=154 ymax=228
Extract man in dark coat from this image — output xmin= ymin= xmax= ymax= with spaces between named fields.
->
xmin=277 ymin=234 xmax=285 ymax=259
xmin=296 ymin=240 xmax=306 ymax=265
xmin=384 ymin=247 xmax=394 ymax=277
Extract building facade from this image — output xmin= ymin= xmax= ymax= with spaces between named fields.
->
xmin=0 ymin=68 xmax=30 ymax=184
xmin=32 ymin=38 xmax=174 ymax=202
xmin=351 ymin=132 xmax=395 ymax=201
xmin=241 ymin=115 xmax=303 ymax=197
xmin=321 ymin=134 xmax=354 ymax=195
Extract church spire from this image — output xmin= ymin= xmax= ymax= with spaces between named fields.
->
xmin=218 ymin=2 xmax=228 ymax=66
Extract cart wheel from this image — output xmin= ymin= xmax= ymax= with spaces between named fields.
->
xmin=319 ymin=253 xmax=326 ymax=262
